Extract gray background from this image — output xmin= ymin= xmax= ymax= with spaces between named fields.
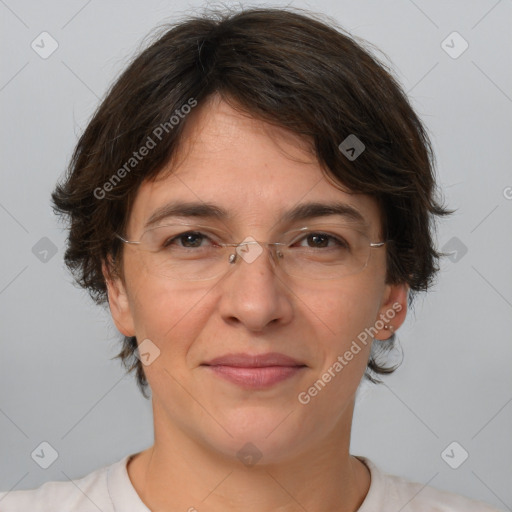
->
xmin=1 ymin=0 xmax=511 ymax=509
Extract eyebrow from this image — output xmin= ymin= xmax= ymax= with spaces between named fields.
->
xmin=281 ymin=201 xmax=367 ymax=226
xmin=144 ymin=201 xmax=228 ymax=228
xmin=144 ymin=200 xmax=367 ymax=229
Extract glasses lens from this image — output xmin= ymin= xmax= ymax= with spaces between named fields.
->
xmin=139 ymin=224 xmax=229 ymax=280
xmin=278 ymin=224 xmax=373 ymax=279
xmin=128 ymin=223 xmax=376 ymax=281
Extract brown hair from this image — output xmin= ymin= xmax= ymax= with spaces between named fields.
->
xmin=52 ymin=7 xmax=450 ymax=398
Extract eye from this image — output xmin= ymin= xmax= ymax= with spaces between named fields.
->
xmin=294 ymin=232 xmax=349 ymax=249
xmin=164 ymin=231 xmax=212 ymax=249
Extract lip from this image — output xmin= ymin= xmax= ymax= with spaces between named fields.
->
xmin=203 ymin=352 xmax=305 ymax=367
xmin=201 ymin=352 xmax=307 ymax=389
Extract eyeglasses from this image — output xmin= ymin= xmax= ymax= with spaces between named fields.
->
xmin=115 ymin=223 xmax=386 ymax=281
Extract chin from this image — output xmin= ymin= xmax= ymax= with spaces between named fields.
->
xmin=203 ymin=406 xmax=316 ymax=466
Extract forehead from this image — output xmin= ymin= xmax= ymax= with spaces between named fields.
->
xmin=127 ymin=96 xmax=382 ymax=234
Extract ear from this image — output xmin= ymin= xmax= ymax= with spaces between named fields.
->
xmin=373 ymin=283 xmax=408 ymax=341
xmin=102 ymin=259 xmax=135 ymax=337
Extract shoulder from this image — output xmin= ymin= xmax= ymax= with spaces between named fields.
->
xmin=357 ymin=456 xmax=503 ymax=512
xmin=0 ymin=455 xmax=130 ymax=512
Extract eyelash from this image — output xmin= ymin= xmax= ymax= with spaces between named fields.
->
xmin=163 ymin=230 xmax=349 ymax=250
xmin=163 ymin=231 xmax=212 ymax=248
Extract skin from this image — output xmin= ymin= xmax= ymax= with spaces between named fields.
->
xmin=104 ymin=93 xmax=408 ymax=512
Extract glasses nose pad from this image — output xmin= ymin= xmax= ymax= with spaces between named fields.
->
xmin=269 ymin=244 xmax=285 ymax=270
xmin=227 ymin=243 xmax=283 ymax=272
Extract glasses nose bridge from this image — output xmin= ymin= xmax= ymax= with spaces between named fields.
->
xmin=228 ymin=239 xmax=284 ymax=270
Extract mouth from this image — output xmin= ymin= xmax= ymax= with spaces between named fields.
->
xmin=201 ymin=352 xmax=307 ymax=389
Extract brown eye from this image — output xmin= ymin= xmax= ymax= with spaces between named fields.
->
xmin=164 ymin=232 xmax=207 ymax=248
xmin=179 ymin=233 xmax=205 ymax=248
xmin=306 ymin=234 xmax=329 ymax=248
xmin=295 ymin=232 xmax=348 ymax=249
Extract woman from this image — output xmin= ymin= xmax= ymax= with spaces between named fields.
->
xmin=0 ymin=7 xmax=500 ymax=511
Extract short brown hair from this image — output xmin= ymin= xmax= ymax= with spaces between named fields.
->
xmin=52 ymin=7 xmax=450 ymax=398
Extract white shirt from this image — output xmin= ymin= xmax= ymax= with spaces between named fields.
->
xmin=0 ymin=454 xmax=502 ymax=511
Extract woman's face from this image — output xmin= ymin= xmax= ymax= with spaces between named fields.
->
xmin=106 ymin=95 xmax=407 ymax=464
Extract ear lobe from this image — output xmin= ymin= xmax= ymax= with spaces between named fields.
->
xmin=373 ymin=283 xmax=408 ymax=341
xmin=102 ymin=260 xmax=135 ymax=337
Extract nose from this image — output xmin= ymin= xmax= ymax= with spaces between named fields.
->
xmin=217 ymin=242 xmax=294 ymax=332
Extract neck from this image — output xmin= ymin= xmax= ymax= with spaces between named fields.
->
xmin=127 ymin=400 xmax=370 ymax=512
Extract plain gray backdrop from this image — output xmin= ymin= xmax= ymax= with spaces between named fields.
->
xmin=1 ymin=0 xmax=511 ymax=510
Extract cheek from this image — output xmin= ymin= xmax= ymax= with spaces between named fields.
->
xmin=294 ymin=275 xmax=383 ymax=344
xmin=295 ymin=277 xmax=384 ymax=392
xmin=126 ymin=279 xmax=218 ymax=405
xmin=294 ymin=280 xmax=382 ymax=416
xmin=124 ymin=262 xmax=213 ymax=362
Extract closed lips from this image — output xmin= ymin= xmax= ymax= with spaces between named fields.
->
xmin=202 ymin=352 xmax=306 ymax=368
